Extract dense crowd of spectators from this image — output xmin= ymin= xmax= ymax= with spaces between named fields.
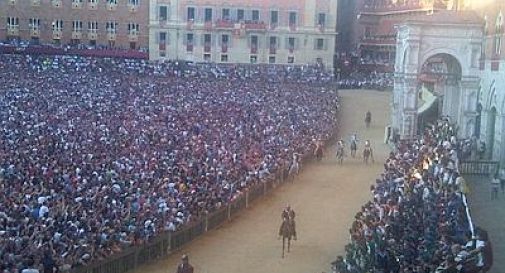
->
xmin=338 ymin=72 xmax=393 ymax=90
xmin=0 ymin=54 xmax=339 ymax=272
xmin=333 ymin=119 xmax=493 ymax=273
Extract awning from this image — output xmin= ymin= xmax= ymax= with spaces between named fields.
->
xmin=417 ymin=87 xmax=437 ymax=114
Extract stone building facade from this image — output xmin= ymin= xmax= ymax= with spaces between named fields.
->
xmin=0 ymin=0 xmax=149 ymax=49
xmin=148 ymin=0 xmax=337 ymax=67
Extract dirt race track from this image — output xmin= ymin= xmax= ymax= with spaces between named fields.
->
xmin=134 ymin=90 xmax=392 ymax=273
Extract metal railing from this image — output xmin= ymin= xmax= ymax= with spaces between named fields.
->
xmin=459 ymin=160 xmax=499 ymax=175
xmin=70 ymin=134 xmax=337 ymax=273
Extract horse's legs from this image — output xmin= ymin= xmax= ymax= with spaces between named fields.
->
xmin=282 ymin=237 xmax=285 ymax=258
xmin=287 ymin=238 xmax=291 ymax=253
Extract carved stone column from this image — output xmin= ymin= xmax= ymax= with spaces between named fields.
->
xmin=458 ymin=78 xmax=480 ymax=138
xmin=400 ymin=75 xmax=419 ymax=138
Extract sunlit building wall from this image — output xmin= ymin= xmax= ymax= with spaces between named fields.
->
xmin=0 ymin=0 xmax=149 ymax=49
xmin=149 ymin=0 xmax=337 ymax=68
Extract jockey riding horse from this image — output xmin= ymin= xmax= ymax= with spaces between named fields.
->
xmin=363 ymin=140 xmax=374 ymax=164
xmin=279 ymin=205 xmax=296 ymax=240
xmin=350 ymin=134 xmax=358 ymax=158
xmin=365 ymin=111 xmax=372 ymax=128
xmin=279 ymin=204 xmax=296 ymax=258
xmin=336 ymin=140 xmax=345 ymax=164
xmin=314 ymin=141 xmax=324 ymax=161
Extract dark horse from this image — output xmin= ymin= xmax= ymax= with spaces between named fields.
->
xmin=278 ymin=217 xmax=295 ymax=258
xmin=365 ymin=111 xmax=372 ymax=128
xmin=350 ymin=139 xmax=357 ymax=158
xmin=363 ymin=146 xmax=374 ymax=164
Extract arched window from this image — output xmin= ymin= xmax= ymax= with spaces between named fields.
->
xmin=494 ymin=11 xmax=503 ymax=55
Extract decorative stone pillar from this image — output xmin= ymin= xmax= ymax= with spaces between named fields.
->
xmin=458 ymin=78 xmax=480 ymax=139
xmin=392 ymin=74 xmax=405 ymax=132
xmin=400 ymin=76 xmax=419 ymax=138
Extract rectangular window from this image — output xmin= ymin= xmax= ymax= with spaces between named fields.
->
xmin=317 ymin=13 xmax=326 ymax=27
xmin=187 ymin=7 xmax=195 ymax=21
xmin=159 ymin=32 xmax=167 ymax=51
xmin=222 ymin=8 xmax=230 ymax=20
xmin=495 ymin=36 xmax=502 ymax=55
xmin=204 ymin=53 xmax=211 ymax=61
xmin=72 ymin=20 xmax=83 ymax=32
xmin=204 ymin=34 xmax=212 ymax=44
xmin=88 ymin=0 xmax=97 ymax=3
xmin=251 ymin=35 xmax=258 ymax=47
xmin=269 ymin=36 xmax=277 ymax=47
xmin=128 ymin=23 xmax=140 ymax=35
xmin=269 ymin=56 xmax=276 ymax=63
xmin=128 ymin=0 xmax=139 ymax=5
xmin=108 ymin=0 xmax=117 ymax=3
xmin=52 ymin=20 xmax=63 ymax=31
xmin=7 ymin=17 xmax=20 ymax=27
xmin=88 ymin=21 xmax=98 ymax=32
xmin=186 ymin=33 xmax=194 ymax=52
xmin=315 ymin=38 xmax=325 ymax=50
xmin=106 ymin=21 xmax=117 ymax=34
xmin=288 ymin=37 xmax=295 ymax=49
xmin=288 ymin=56 xmax=294 ymax=63
xmin=29 ymin=18 xmax=41 ymax=30
xmin=237 ymin=9 xmax=245 ymax=21
xmin=221 ymin=34 xmax=229 ymax=45
xmin=252 ymin=10 xmax=260 ymax=22
xmin=159 ymin=32 xmax=167 ymax=43
xmin=186 ymin=33 xmax=194 ymax=44
xmin=270 ymin=10 xmax=278 ymax=25
xmin=221 ymin=54 xmax=228 ymax=62
xmin=289 ymin=11 xmax=297 ymax=26
xmin=159 ymin=6 xmax=168 ymax=21
xmin=204 ymin=8 xmax=213 ymax=22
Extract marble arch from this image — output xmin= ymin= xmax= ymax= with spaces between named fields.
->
xmin=392 ymin=11 xmax=484 ymax=139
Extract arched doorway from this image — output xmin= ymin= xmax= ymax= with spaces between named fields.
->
xmin=487 ymin=107 xmax=497 ymax=159
xmin=392 ymin=11 xmax=482 ymax=139
xmin=417 ymin=53 xmax=462 ymax=130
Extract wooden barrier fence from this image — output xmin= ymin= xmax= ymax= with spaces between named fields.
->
xmin=70 ymin=134 xmax=337 ymax=273
xmin=459 ymin=160 xmax=499 ymax=175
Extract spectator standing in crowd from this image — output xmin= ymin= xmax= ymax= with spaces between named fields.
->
xmin=176 ymin=255 xmax=194 ymax=273
xmin=499 ymin=168 xmax=505 ymax=195
xmin=332 ymin=118 xmax=493 ymax=273
xmin=491 ymin=174 xmax=500 ymax=200
xmin=0 ymin=54 xmax=339 ymax=271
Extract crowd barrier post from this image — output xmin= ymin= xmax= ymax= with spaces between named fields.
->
xmin=69 ymin=130 xmax=340 ymax=273
xmin=227 ymin=203 xmax=232 ymax=221
xmin=245 ymin=189 xmax=249 ymax=208
xmin=204 ymin=212 xmax=209 ymax=232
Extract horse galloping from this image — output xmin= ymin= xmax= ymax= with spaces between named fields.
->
xmin=336 ymin=141 xmax=345 ymax=165
xmin=363 ymin=146 xmax=374 ymax=164
xmin=278 ymin=217 xmax=296 ymax=258
xmin=365 ymin=111 xmax=372 ymax=128
xmin=350 ymin=139 xmax=357 ymax=158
